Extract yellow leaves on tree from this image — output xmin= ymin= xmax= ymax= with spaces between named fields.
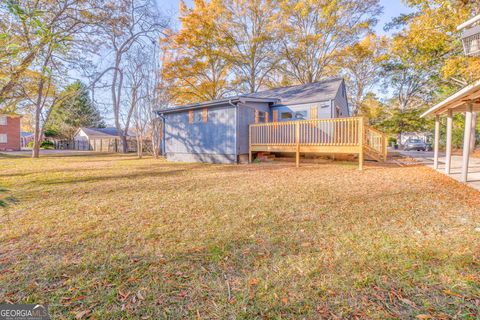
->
xmin=163 ymin=0 xmax=231 ymax=105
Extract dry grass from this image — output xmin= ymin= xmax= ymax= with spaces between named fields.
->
xmin=0 ymin=153 xmax=479 ymax=319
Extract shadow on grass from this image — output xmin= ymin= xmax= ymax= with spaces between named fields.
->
xmin=0 ymin=187 xmax=18 ymax=207
xmin=36 ymin=169 xmax=188 ymax=186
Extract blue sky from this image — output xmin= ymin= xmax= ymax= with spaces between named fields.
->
xmin=95 ymin=0 xmax=414 ymax=125
xmin=156 ymin=0 xmax=414 ymax=35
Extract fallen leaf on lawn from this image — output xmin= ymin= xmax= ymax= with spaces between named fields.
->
xmin=416 ymin=314 xmax=433 ymax=319
xmin=248 ymin=278 xmax=259 ymax=286
xmin=443 ymin=289 xmax=462 ymax=298
xmin=281 ymin=297 xmax=288 ymax=304
xmin=400 ymin=298 xmax=417 ymax=308
xmin=75 ymin=309 xmax=90 ymax=319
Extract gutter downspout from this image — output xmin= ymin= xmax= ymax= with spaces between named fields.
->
xmin=228 ymin=99 xmax=238 ymax=164
xmin=156 ymin=112 xmax=166 ymax=156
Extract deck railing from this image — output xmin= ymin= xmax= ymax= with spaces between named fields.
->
xmin=250 ymin=117 xmax=361 ymax=146
xmin=249 ymin=117 xmax=387 ymax=169
xmin=364 ymin=126 xmax=387 ymax=161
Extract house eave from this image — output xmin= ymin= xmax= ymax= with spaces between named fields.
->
xmin=156 ymin=97 xmax=279 ymax=115
xmin=421 ymin=79 xmax=480 ymax=117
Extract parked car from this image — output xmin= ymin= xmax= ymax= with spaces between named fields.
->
xmin=403 ymin=139 xmax=428 ymax=151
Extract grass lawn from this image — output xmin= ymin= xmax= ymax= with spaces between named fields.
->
xmin=0 ymin=153 xmax=479 ymax=319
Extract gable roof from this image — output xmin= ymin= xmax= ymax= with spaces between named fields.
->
xmin=158 ymin=77 xmax=345 ymax=114
xmin=21 ymin=132 xmax=34 ymax=137
xmin=243 ymin=77 xmax=344 ymax=105
xmin=77 ymin=127 xmax=133 ymax=138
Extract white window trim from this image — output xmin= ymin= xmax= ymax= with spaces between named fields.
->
xmin=0 ymin=133 xmax=7 ymax=143
xmin=0 ymin=116 xmax=7 ymax=125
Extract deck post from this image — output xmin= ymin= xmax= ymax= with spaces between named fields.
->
xmin=295 ymin=122 xmax=300 ymax=167
xmin=445 ymin=109 xmax=453 ymax=174
xmin=249 ymin=125 xmax=252 ymax=163
xmin=433 ymin=114 xmax=440 ymax=169
xmin=461 ymin=103 xmax=473 ymax=182
xmin=358 ymin=117 xmax=364 ymax=170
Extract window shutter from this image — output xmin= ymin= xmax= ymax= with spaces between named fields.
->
xmin=272 ymin=110 xmax=278 ymax=122
xmin=188 ymin=110 xmax=194 ymax=124
xmin=265 ymin=112 xmax=269 ymax=123
xmin=310 ymin=106 xmax=318 ymax=119
xmin=254 ymin=110 xmax=259 ymax=124
xmin=202 ymin=108 xmax=208 ymax=123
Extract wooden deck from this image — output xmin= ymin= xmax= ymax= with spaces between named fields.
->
xmin=249 ymin=117 xmax=387 ymax=169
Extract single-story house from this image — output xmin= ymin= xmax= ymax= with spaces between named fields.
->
xmin=20 ymin=132 xmax=35 ymax=149
xmin=0 ymin=113 xmax=21 ymax=151
xmin=399 ymin=132 xmax=432 ymax=145
xmin=73 ymin=127 xmax=134 ymax=152
xmin=157 ymin=77 xmax=349 ymax=164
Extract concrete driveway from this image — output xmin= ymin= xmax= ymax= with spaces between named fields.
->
xmin=398 ymin=149 xmax=480 ymax=191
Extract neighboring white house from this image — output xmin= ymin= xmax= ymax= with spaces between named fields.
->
xmin=399 ymin=132 xmax=432 ymax=145
xmin=73 ymin=127 xmax=134 ymax=152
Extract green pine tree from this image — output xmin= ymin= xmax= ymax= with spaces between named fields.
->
xmin=45 ymin=81 xmax=104 ymax=140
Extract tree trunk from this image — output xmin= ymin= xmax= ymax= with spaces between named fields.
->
xmin=121 ymin=135 xmax=128 ymax=153
xmin=32 ymin=78 xmax=46 ymax=158
xmin=32 ymin=107 xmax=41 ymax=158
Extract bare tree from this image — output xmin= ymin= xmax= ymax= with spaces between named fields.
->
xmin=277 ymin=0 xmax=381 ymax=84
xmin=1 ymin=0 xmax=97 ymax=157
xmin=0 ymin=0 xmax=96 ymax=106
xmin=220 ymin=0 xmax=281 ymax=93
xmin=91 ymin=0 xmax=168 ymax=153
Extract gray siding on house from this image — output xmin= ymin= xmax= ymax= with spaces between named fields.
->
xmin=333 ymin=83 xmax=349 ymax=117
xmin=271 ymin=100 xmax=333 ymax=121
xmin=164 ymin=104 xmax=237 ymax=163
xmin=237 ymin=101 xmax=270 ymax=155
xmin=159 ymin=77 xmax=350 ymax=164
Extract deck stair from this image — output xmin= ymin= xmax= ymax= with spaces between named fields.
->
xmin=249 ymin=117 xmax=387 ymax=169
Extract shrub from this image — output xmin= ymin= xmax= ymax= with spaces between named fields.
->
xmin=41 ymin=140 xmax=55 ymax=149
xmin=26 ymin=140 xmax=55 ymax=149
xmin=387 ymin=137 xmax=397 ymax=145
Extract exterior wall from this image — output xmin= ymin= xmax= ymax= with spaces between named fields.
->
xmin=400 ymin=132 xmax=432 ymax=145
xmin=74 ymin=129 xmax=89 ymax=141
xmin=164 ymin=104 xmax=237 ymax=163
xmin=332 ymin=82 xmax=349 ymax=117
xmin=271 ymin=101 xmax=333 ymax=122
xmin=0 ymin=115 xmax=21 ymax=151
xmin=237 ymin=101 xmax=270 ymax=155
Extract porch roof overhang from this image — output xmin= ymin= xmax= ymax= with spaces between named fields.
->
xmin=421 ymin=79 xmax=480 ymax=117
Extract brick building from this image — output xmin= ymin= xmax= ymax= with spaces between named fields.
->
xmin=0 ymin=114 xmax=21 ymax=151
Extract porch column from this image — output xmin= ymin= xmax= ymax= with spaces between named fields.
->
xmin=433 ymin=114 xmax=440 ymax=170
xmin=445 ymin=109 xmax=453 ymax=174
xmin=461 ymin=103 xmax=473 ymax=183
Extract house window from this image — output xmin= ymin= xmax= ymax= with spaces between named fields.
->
xmin=336 ymin=106 xmax=341 ymax=117
xmin=193 ymin=110 xmax=203 ymax=123
xmin=0 ymin=134 xmax=7 ymax=143
xmin=189 ymin=108 xmax=208 ymax=124
xmin=281 ymin=112 xmax=293 ymax=120
xmin=257 ymin=111 xmax=266 ymax=123
xmin=0 ymin=116 xmax=6 ymax=125
xmin=294 ymin=111 xmax=308 ymax=120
